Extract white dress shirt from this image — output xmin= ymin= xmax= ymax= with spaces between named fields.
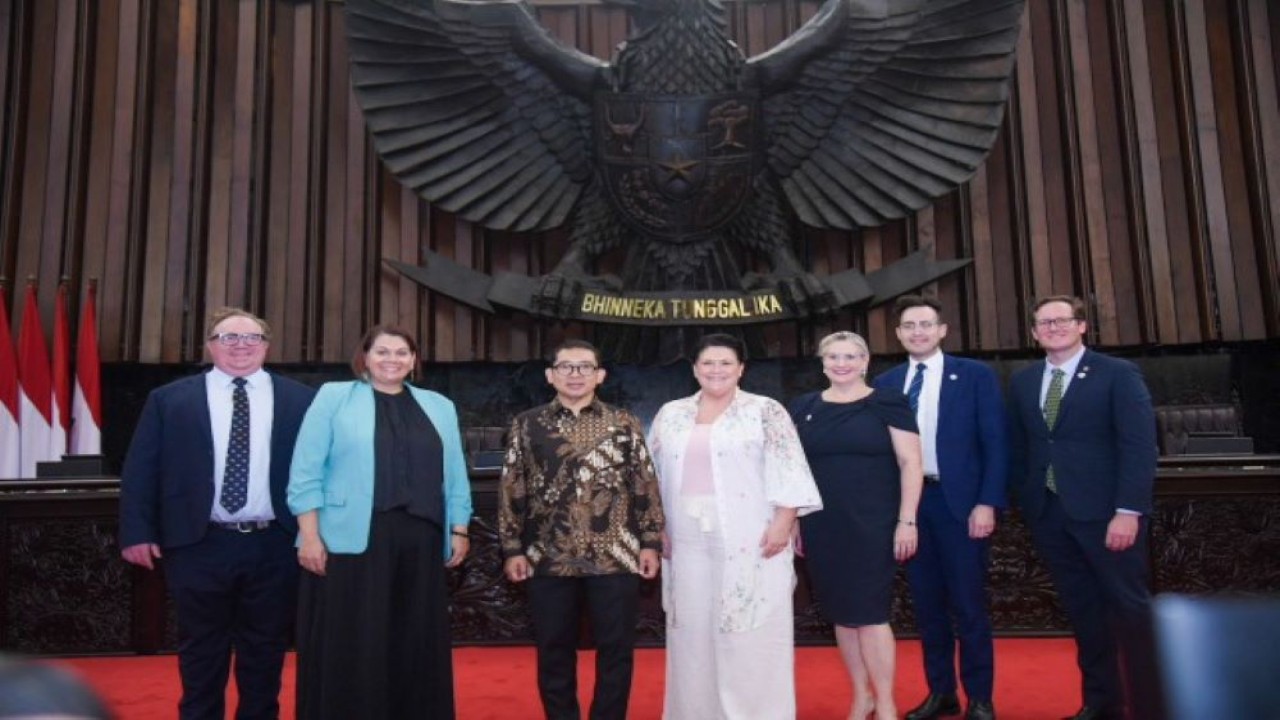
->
xmin=903 ymin=350 xmax=944 ymax=476
xmin=1038 ymin=345 xmax=1086 ymax=408
xmin=207 ymin=368 xmax=275 ymax=522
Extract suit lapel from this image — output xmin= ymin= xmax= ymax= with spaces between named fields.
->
xmin=195 ymin=372 xmax=215 ymax=453
xmin=1052 ymin=349 xmax=1092 ymax=428
xmin=938 ymin=356 xmax=956 ymax=425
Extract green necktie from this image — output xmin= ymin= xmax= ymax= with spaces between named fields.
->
xmin=1043 ymin=368 xmax=1065 ymax=492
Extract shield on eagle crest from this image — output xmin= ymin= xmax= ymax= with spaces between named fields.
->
xmin=595 ymin=92 xmax=758 ymax=239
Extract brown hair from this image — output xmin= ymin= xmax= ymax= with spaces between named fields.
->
xmin=1030 ymin=295 xmax=1087 ymax=324
xmin=351 ymin=325 xmax=420 ymax=379
xmin=892 ymin=294 xmax=944 ymax=324
xmin=204 ymin=307 xmax=271 ymax=340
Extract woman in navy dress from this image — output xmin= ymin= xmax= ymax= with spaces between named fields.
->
xmin=791 ymin=331 xmax=923 ymax=720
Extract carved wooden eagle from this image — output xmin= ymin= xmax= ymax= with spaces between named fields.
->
xmin=346 ymin=0 xmax=1025 ymax=317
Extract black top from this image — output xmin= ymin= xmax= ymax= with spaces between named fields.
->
xmin=372 ymin=389 xmax=444 ymax=526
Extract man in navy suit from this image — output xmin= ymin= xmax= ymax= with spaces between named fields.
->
xmin=1007 ymin=296 xmax=1159 ymax=720
xmin=119 ymin=307 xmax=314 ymax=720
xmin=876 ymin=296 xmax=1006 ymax=720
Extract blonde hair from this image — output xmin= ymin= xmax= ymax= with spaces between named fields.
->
xmin=817 ymin=331 xmax=870 ymax=358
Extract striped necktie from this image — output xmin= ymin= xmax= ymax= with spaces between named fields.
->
xmin=906 ymin=363 xmax=926 ymax=413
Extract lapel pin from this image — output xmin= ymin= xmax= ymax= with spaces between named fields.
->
xmin=805 ymin=414 xmax=813 ymax=421
xmin=949 ymin=373 xmax=958 ymax=381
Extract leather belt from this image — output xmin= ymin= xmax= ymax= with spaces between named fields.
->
xmin=923 ymin=474 xmax=941 ymax=484
xmin=209 ymin=520 xmax=273 ymax=533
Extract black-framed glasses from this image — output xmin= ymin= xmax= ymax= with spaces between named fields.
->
xmin=551 ymin=362 xmax=599 ymax=377
xmin=210 ymin=332 xmax=266 ymax=346
xmin=1033 ymin=317 xmax=1080 ymax=330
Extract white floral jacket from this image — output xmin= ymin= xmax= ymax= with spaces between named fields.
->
xmin=648 ymin=389 xmax=823 ymax=632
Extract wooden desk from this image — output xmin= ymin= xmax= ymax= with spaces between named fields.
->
xmin=2 ymin=461 xmax=1278 ymax=654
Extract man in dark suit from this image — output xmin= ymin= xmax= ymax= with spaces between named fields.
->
xmin=1007 ymin=296 xmax=1159 ymax=720
xmin=876 ymin=296 xmax=1007 ymax=720
xmin=119 ymin=307 xmax=314 ymax=720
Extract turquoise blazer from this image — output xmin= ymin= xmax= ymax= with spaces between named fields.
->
xmin=287 ymin=380 xmax=473 ymax=556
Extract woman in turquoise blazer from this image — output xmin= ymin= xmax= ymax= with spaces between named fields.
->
xmin=287 ymin=325 xmax=473 ymax=720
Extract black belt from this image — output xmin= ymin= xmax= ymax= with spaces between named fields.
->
xmin=209 ymin=520 xmax=273 ymax=533
xmin=923 ymin=474 xmax=941 ymax=484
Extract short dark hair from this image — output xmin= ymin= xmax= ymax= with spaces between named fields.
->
xmin=549 ymin=339 xmax=601 ymax=367
xmin=892 ymin=294 xmax=944 ymax=323
xmin=695 ymin=333 xmax=746 ymax=363
xmin=1030 ymin=295 xmax=1087 ymax=324
xmin=351 ymin=325 xmax=420 ymax=378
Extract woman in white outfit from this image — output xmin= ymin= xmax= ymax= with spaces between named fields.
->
xmin=648 ymin=333 xmax=823 ymax=720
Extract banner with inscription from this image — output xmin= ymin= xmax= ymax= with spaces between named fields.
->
xmin=387 ymin=250 xmax=969 ymax=327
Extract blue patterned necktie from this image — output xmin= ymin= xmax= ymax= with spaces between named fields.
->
xmin=906 ymin=363 xmax=926 ymax=413
xmin=1043 ymin=368 xmax=1065 ymax=492
xmin=220 ymin=377 xmax=250 ymax=513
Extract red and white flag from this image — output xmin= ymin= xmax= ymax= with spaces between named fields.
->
xmin=0 ymin=289 xmax=18 ymax=478
xmin=70 ymin=281 xmax=101 ymax=455
xmin=17 ymin=284 xmax=53 ymax=478
xmin=51 ymin=282 xmax=71 ymax=458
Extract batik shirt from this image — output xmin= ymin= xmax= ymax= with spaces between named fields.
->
xmin=499 ymin=398 xmax=665 ymax=576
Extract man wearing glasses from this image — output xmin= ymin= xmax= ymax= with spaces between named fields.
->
xmin=875 ymin=296 xmax=1006 ymax=720
xmin=499 ymin=339 xmax=664 ymax=720
xmin=119 ymin=307 xmax=315 ymax=720
xmin=1007 ymin=296 xmax=1159 ymax=720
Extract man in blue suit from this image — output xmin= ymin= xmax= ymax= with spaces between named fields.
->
xmin=876 ymin=296 xmax=1006 ymax=720
xmin=119 ymin=307 xmax=315 ymax=720
xmin=1007 ymin=296 xmax=1159 ymax=720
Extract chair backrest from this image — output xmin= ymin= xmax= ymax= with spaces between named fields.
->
xmin=1153 ymin=593 xmax=1280 ymax=720
xmin=1153 ymin=404 xmax=1243 ymax=455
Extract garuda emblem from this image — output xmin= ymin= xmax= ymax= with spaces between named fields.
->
xmin=347 ymin=0 xmax=1025 ymax=335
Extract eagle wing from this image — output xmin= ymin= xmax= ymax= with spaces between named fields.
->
xmin=748 ymin=0 xmax=1025 ymax=230
xmin=346 ymin=0 xmax=603 ymax=232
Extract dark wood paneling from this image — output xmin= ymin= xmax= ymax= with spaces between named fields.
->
xmin=1 ymin=0 xmax=1279 ymax=363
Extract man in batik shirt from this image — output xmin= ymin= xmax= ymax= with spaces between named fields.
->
xmin=500 ymin=339 xmax=664 ymax=720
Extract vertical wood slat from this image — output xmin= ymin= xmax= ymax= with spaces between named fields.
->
xmin=1148 ymin=1 xmax=1206 ymax=344
xmin=321 ymin=3 xmax=347 ymax=362
xmin=1119 ymin=0 xmax=1177 ymax=345
xmin=136 ymin=0 xmax=177 ymax=363
xmin=1216 ymin=1 xmax=1268 ymax=340
xmin=14 ymin=0 xmax=56 ymax=324
xmin=1 ymin=0 xmax=1280 ymax=363
xmin=1064 ymin=0 xmax=1118 ymax=344
xmin=1244 ymin=0 xmax=1280 ymax=333
xmin=1182 ymin=0 xmax=1239 ymax=340
xmin=1015 ymin=5 xmax=1052 ymax=302
xmin=1088 ymin=0 xmax=1141 ymax=347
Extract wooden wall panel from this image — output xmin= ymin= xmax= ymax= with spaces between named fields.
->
xmin=0 ymin=0 xmax=1278 ymax=365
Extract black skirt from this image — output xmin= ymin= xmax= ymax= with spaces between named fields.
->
xmin=296 ymin=510 xmax=454 ymax=719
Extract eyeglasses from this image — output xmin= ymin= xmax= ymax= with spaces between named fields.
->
xmin=210 ymin=332 xmax=266 ymax=346
xmin=898 ymin=321 xmax=939 ymax=331
xmin=1033 ymin=317 xmax=1080 ymax=330
xmin=551 ymin=363 xmax=599 ymax=377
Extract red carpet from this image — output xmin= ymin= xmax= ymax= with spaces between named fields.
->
xmin=57 ymin=639 xmax=1077 ymax=719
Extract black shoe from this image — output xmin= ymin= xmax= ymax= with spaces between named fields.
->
xmin=905 ymin=693 xmax=962 ymax=720
xmin=965 ymin=700 xmax=995 ymax=720
xmin=1063 ymin=708 xmax=1119 ymax=720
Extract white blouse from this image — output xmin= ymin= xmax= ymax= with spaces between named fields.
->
xmin=649 ymin=389 xmax=823 ymax=632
